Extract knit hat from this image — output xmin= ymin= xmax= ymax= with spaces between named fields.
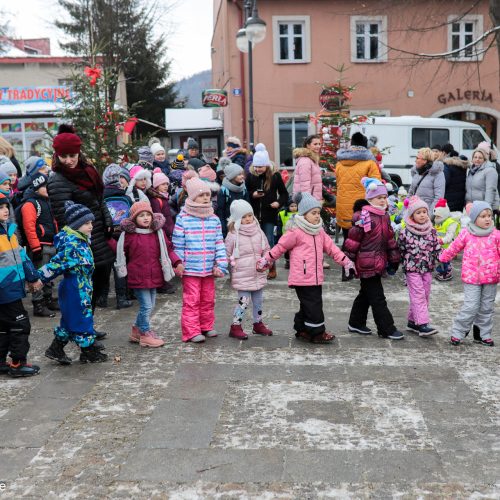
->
xmin=0 ymin=192 xmax=10 ymax=207
xmin=150 ymin=142 xmax=165 ymax=157
xmin=351 ymin=132 xmax=368 ymax=148
xmin=153 ymin=170 xmax=170 ymax=189
xmin=25 ymin=156 xmax=47 ymax=176
xmin=478 ymin=141 xmax=491 ymax=155
xmin=31 ymin=172 xmax=48 ymax=191
xmin=52 ymin=124 xmax=82 ymax=155
xmin=130 ymin=168 xmax=152 ymax=190
xmin=227 ymin=136 xmax=241 ymax=148
xmin=129 ymin=165 xmax=143 ymax=179
xmin=229 ymin=200 xmax=265 ymax=258
xmin=173 ymin=154 xmax=185 ymax=169
xmin=65 ymin=200 xmax=95 ymax=230
xmin=466 ymin=201 xmax=492 ymax=223
xmin=361 ymin=177 xmax=388 ymax=200
xmin=218 ymin=157 xmax=231 ymax=172
xmin=0 ymin=156 xmax=17 ymax=175
xmin=253 ymin=143 xmax=270 ymax=167
xmin=403 ymin=196 xmax=429 ymax=218
xmin=224 ymin=162 xmax=243 ymax=181
xmin=0 ymin=169 xmax=11 ymax=187
xmin=433 ymin=198 xmax=450 ymax=221
xmin=129 ymin=201 xmax=153 ymax=222
xmin=119 ymin=167 xmax=130 ymax=184
xmin=199 ymin=164 xmax=216 ymax=182
xmin=138 ymin=146 xmax=154 ymax=163
xmin=442 ymin=143 xmax=455 ymax=155
xmin=293 ymin=191 xmax=322 ymax=216
xmin=188 ymin=157 xmax=205 ymax=172
xmin=398 ymin=186 xmax=408 ymax=197
xmin=102 ymin=164 xmax=123 ymax=188
xmin=184 ymin=171 xmax=211 ymax=201
xmin=187 ymin=139 xmax=199 ymax=150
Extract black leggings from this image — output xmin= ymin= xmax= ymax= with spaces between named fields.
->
xmin=91 ymin=265 xmax=111 ymax=314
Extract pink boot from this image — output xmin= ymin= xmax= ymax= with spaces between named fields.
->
xmin=130 ymin=325 xmax=140 ymax=343
xmin=140 ymin=330 xmax=164 ymax=347
xmin=229 ymin=324 xmax=248 ymax=340
xmin=252 ymin=321 xmax=273 ymax=336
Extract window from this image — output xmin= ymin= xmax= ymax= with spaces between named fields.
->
xmin=411 ymin=128 xmax=450 ymax=150
xmin=272 ymin=15 xmax=311 ymax=64
xmin=452 ymin=21 xmax=475 ymax=57
xmin=447 ymin=15 xmax=483 ymax=61
xmin=463 ymin=129 xmax=486 ymax=150
xmin=350 ymin=16 xmax=388 ymax=63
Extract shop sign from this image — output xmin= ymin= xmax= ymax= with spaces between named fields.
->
xmin=202 ymin=89 xmax=228 ymax=107
xmin=0 ymin=86 xmax=72 ymax=105
xmin=438 ymin=88 xmax=493 ymax=105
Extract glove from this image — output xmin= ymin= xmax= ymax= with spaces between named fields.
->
xmin=439 ymin=238 xmax=444 ymax=246
xmin=343 ymin=258 xmax=357 ymax=275
xmin=213 ymin=266 xmax=224 ymax=278
xmin=31 ymin=248 xmax=43 ymax=262
xmin=105 ymin=227 xmax=114 ymax=240
xmin=387 ymin=263 xmax=399 ymax=275
xmin=394 ymin=215 xmax=402 ymax=224
xmin=256 ymin=257 xmax=272 ymax=272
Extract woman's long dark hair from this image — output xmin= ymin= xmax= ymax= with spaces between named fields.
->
xmin=52 ymin=152 xmax=93 ymax=170
xmin=302 ymin=134 xmax=320 ymax=148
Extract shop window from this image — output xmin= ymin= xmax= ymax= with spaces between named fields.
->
xmin=272 ymin=15 xmax=311 ymax=64
xmin=411 ymin=128 xmax=450 ymax=150
xmin=447 ymin=15 xmax=483 ymax=61
xmin=463 ymin=129 xmax=486 ymax=150
xmin=351 ymin=16 xmax=388 ymax=63
xmin=278 ymin=118 xmax=308 ymax=167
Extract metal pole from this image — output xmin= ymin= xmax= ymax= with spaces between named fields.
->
xmin=248 ymin=40 xmax=254 ymax=150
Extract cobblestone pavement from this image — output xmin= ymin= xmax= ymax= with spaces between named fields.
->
xmin=2 ymin=253 xmax=500 ymax=499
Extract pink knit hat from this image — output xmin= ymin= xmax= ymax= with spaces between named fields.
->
xmin=129 ymin=201 xmax=153 ymax=222
xmin=153 ymin=171 xmax=170 ymax=189
xmin=198 ymin=165 xmax=216 ymax=182
xmin=404 ymin=196 xmax=429 ymax=218
xmin=130 ymin=165 xmax=143 ymax=179
xmin=184 ymin=170 xmax=211 ymax=201
xmin=478 ymin=141 xmax=491 ymax=154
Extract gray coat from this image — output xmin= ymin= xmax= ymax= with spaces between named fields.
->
xmin=465 ymin=161 xmax=499 ymax=210
xmin=408 ymin=161 xmax=446 ymax=214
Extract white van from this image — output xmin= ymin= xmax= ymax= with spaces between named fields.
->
xmin=350 ymin=116 xmax=495 ymax=185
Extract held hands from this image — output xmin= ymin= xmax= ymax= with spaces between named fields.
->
xmin=213 ymin=266 xmax=224 ymax=278
xmin=439 ymin=238 xmax=444 ymax=246
xmin=256 ymin=257 xmax=272 ymax=272
xmin=343 ymin=259 xmax=357 ymax=275
xmin=174 ymin=264 xmax=185 ymax=278
xmin=27 ymin=279 xmax=43 ymax=293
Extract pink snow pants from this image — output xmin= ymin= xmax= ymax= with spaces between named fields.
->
xmin=406 ymin=271 xmax=432 ymax=326
xmin=181 ymin=275 xmax=215 ymax=341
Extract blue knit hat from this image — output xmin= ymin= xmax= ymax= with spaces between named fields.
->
xmin=65 ymin=200 xmax=95 ymax=230
xmin=293 ymin=191 xmax=322 ymax=216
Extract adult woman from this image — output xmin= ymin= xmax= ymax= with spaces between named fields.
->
xmin=292 ymin=135 xmax=323 ymax=202
xmin=0 ymin=137 xmax=22 ymax=177
xmin=224 ymin=136 xmax=247 ymax=169
xmin=408 ymin=147 xmax=445 ymax=216
xmin=47 ymin=125 xmax=114 ymax=336
xmin=246 ymin=143 xmax=288 ymax=279
xmin=465 ymin=148 xmax=499 ymax=211
xmin=443 ymin=151 xmax=470 ymax=212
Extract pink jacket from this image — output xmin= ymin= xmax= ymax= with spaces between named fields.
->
xmin=225 ymin=222 xmax=270 ymax=291
xmin=268 ymin=226 xmax=348 ymax=287
xmin=440 ymin=227 xmax=500 ymax=285
xmin=292 ymin=148 xmax=323 ymax=202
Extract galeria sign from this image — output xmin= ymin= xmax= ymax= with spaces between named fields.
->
xmin=0 ymin=86 xmax=72 ymax=105
xmin=202 ymin=89 xmax=228 ymax=107
xmin=438 ymin=89 xmax=492 ymax=105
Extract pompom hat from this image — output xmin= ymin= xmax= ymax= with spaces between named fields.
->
xmin=398 ymin=186 xmax=407 ymax=197
xmin=361 ymin=177 xmax=389 ymax=200
xmin=198 ymin=165 xmax=216 ymax=182
xmin=433 ymin=198 xmax=450 ymax=221
xmin=52 ymin=124 xmax=82 ymax=155
xmin=150 ymin=142 xmax=165 ymax=157
xmin=184 ymin=171 xmax=211 ymax=201
xmin=293 ymin=191 xmax=321 ymax=216
xmin=218 ymin=157 xmax=231 ymax=172
xmin=153 ymin=170 xmax=170 ymax=189
xmin=129 ymin=201 xmax=153 ymax=222
xmin=478 ymin=141 xmax=491 ymax=155
xmin=253 ymin=143 xmax=270 ymax=167
xmin=404 ymin=196 xmax=429 ymax=218
xmin=65 ymin=200 xmax=95 ymax=231
xmin=229 ymin=200 xmax=266 ymax=258
xmin=173 ymin=154 xmax=185 ymax=169
xmin=467 ymin=201 xmax=492 ymax=223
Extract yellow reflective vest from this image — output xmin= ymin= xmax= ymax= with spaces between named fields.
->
xmin=435 ymin=217 xmax=459 ymax=249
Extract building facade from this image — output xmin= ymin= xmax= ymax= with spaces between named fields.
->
xmin=212 ymin=0 xmax=499 ymax=166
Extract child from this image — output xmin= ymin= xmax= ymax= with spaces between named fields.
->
xmin=225 ymin=200 xmax=271 ymax=339
xmin=113 ymin=202 xmax=184 ymax=347
xmin=433 ymin=198 xmax=460 ymax=281
xmin=172 ymin=173 xmax=227 ymax=342
xmin=40 ymin=201 xmax=108 ymax=364
xmin=17 ymin=172 xmax=59 ymax=317
xmin=345 ymin=178 xmax=404 ymax=340
xmin=198 ymin=164 xmax=220 ymax=213
xmin=440 ymin=201 xmax=500 ymax=346
xmin=276 ymin=198 xmax=298 ymax=269
xmin=397 ymin=187 xmax=407 ymax=211
xmin=0 ymin=193 xmax=42 ymax=376
xmin=217 ymin=162 xmax=250 ymax=237
xmin=263 ymin=192 xmax=355 ymax=343
xmin=126 ymin=166 xmax=151 ymax=204
xmin=168 ymin=154 xmax=188 ymax=195
xmin=119 ymin=167 xmax=130 ymax=189
xmin=150 ymin=138 xmax=170 ymax=175
xmin=0 ymin=169 xmax=21 ymax=241
xmin=17 ymin=156 xmax=49 ymax=193
xmin=397 ymin=196 xmax=442 ymax=336
xmin=0 ymin=156 xmax=18 ymax=192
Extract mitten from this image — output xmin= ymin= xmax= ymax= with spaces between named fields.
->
xmin=213 ymin=266 xmax=224 ymax=278
xmin=387 ymin=262 xmax=399 ymax=275
xmin=343 ymin=258 xmax=357 ymax=275
xmin=256 ymin=257 xmax=272 ymax=272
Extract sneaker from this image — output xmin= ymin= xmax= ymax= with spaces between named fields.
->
xmin=406 ymin=320 xmax=419 ymax=333
xmin=187 ymin=334 xmax=206 ymax=343
xmin=379 ymin=330 xmax=404 ymax=340
xmin=45 ymin=338 xmax=72 ymax=364
xmin=229 ymin=324 xmax=248 ymax=339
xmin=436 ymin=272 xmax=453 ymax=282
xmin=80 ymin=344 xmax=108 ymax=363
xmin=284 ymin=260 xmax=290 ymax=270
xmin=140 ymin=330 xmax=164 ymax=347
xmin=348 ymin=324 xmax=372 ymax=335
xmin=202 ymin=330 xmax=218 ymax=337
xmin=130 ymin=325 xmax=141 ymax=343
xmin=252 ymin=321 xmax=273 ymax=336
xmin=0 ymin=360 xmax=11 ymax=375
xmin=417 ymin=324 xmax=439 ymax=336
xmin=450 ymin=336 xmax=461 ymax=346
xmin=9 ymin=361 xmax=40 ymax=377
xmin=474 ymin=337 xmax=495 ymax=346
xmin=97 ymin=297 xmax=108 ymax=308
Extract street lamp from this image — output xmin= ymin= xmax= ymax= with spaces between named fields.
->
xmin=236 ymin=0 xmax=266 ymax=149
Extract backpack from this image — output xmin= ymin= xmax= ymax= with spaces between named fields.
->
xmin=14 ymin=199 xmax=41 ymax=249
xmin=9 ymin=191 xmax=24 ymax=211
xmin=105 ymin=196 xmax=132 ymax=229
xmin=220 ymin=185 xmax=247 ymax=204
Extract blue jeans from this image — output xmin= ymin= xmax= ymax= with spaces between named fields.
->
xmin=261 ymin=222 xmax=275 ymax=250
xmin=134 ymin=288 xmax=157 ymax=333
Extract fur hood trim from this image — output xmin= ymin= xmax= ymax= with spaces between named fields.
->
xmin=130 ymin=169 xmax=152 ymax=189
xmin=337 ymin=148 xmax=376 ymax=162
xmin=146 ymin=187 xmax=168 ymax=199
xmin=249 ymin=161 xmax=280 ymax=176
xmin=120 ymin=213 xmax=165 ymax=234
xmin=293 ymin=148 xmax=320 ymax=164
xmin=491 ymin=150 xmax=498 ymax=161
xmin=443 ymin=157 xmax=470 ymax=169
xmin=353 ymin=199 xmax=370 ymax=213
xmin=204 ymin=181 xmax=220 ymax=193
xmin=411 ymin=161 xmax=444 ymax=177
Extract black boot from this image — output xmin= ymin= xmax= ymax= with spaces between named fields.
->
xmin=473 ymin=325 xmax=481 ymax=342
xmin=94 ymin=330 xmax=108 ymax=340
xmin=45 ymin=338 xmax=72 ymax=364
xmin=93 ymin=340 xmax=106 ymax=350
xmin=46 ymin=296 xmax=60 ymax=311
xmin=80 ymin=343 xmax=108 ymax=364
xmin=126 ymin=288 xmax=136 ymax=300
xmin=97 ymin=296 xmax=108 ymax=308
xmin=33 ymin=300 xmax=56 ymax=318
xmin=116 ymin=295 xmax=133 ymax=310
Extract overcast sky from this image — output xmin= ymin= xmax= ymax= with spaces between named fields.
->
xmin=7 ymin=0 xmax=213 ymax=81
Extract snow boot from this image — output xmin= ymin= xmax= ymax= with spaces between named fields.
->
xmin=46 ymin=296 xmax=60 ymax=311
xmin=116 ymin=295 xmax=133 ymax=310
xmin=126 ymin=288 xmax=136 ymax=300
xmin=33 ymin=300 xmax=56 ymax=318
xmin=130 ymin=325 xmax=141 ymax=343
xmin=80 ymin=343 xmax=108 ymax=363
xmin=97 ymin=297 xmax=108 ymax=308
xmin=0 ymin=359 xmax=11 ymax=375
xmin=229 ymin=324 xmax=248 ymax=339
xmin=45 ymin=338 xmax=72 ymax=364
xmin=252 ymin=321 xmax=273 ymax=336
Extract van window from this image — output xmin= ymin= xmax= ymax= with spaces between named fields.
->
xmin=463 ymin=129 xmax=486 ymax=150
xmin=411 ymin=128 xmax=450 ymax=149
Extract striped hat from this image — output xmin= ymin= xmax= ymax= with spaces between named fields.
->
xmin=65 ymin=200 xmax=95 ymax=230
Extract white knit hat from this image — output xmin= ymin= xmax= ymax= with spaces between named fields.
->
xmin=229 ymin=200 xmax=266 ymax=258
xmin=398 ymin=186 xmax=407 ymax=197
xmin=150 ymin=142 xmax=165 ymax=157
xmin=253 ymin=143 xmax=270 ymax=167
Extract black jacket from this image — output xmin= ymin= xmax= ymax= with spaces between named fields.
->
xmin=443 ymin=156 xmax=470 ymax=212
xmin=245 ymin=165 xmax=289 ymax=224
xmin=47 ymin=171 xmax=114 ymax=266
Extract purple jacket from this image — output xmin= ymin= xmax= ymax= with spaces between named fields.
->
xmin=147 ymin=189 xmax=175 ymax=239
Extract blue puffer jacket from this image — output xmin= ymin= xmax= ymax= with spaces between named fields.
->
xmin=443 ymin=155 xmax=470 ymax=212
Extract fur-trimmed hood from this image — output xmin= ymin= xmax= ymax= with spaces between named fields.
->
xmin=120 ymin=213 xmax=165 ymax=233
xmin=337 ymin=148 xmax=376 ymax=162
xmin=293 ymin=148 xmax=320 ymax=164
xmin=203 ymin=180 xmax=220 ymax=194
xmin=249 ymin=161 xmax=280 ymax=176
xmin=411 ymin=161 xmax=444 ymax=177
xmin=443 ymin=156 xmax=470 ymax=169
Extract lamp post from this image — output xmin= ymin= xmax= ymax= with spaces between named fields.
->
xmin=236 ymin=0 xmax=266 ymax=149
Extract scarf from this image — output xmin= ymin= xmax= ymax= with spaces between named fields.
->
xmin=467 ymin=220 xmax=495 ymax=236
xmin=359 ymin=205 xmax=386 ymax=232
xmin=470 ymin=164 xmax=482 ymax=175
xmin=288 ymin=214 xmax=323 ymax=235
xmin=404 ymin=214 xmax=433 ymax=236
xmin=52 ymin=161 xmax=104 ymax=196
xmin=224 ymin=147 xmax=243 ymax=159
xmin=222 ymin=177 xmax=245 ymax=193
xmin=115 ymin=225 xmax=174 ymax=282
xmin=416 ymin=162 xmax=432 ymax=176
xmin=232 ymin=220 xmax=267 ymax=258
xmin=184 ymin=199 xmax=214 ymax=218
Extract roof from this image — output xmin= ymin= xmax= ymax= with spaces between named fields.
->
xmin=0 ymin=102 xmax=64 ymax=116
xmin=369 ymin=116 xmax=483 ymax=128
xmin=165 ymin=108 xmax=223 ymax=132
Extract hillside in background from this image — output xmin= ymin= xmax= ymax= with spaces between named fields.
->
xmin=174 ymin=69 xmax=211 ymax=108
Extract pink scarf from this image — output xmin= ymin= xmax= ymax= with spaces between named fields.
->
xmin=360 ymin=205 xmax=386 ymax=232
xmin=404 ymin=214 xmax=433 ymax=236
xmin=225 ymin=147 xmax=243 ymax=159
xmin=184 ymin=199 xmax=214 ymax=219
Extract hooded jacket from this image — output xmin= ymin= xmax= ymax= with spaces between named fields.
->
xmin=335 ymin=148 xmax=381 ymax=229
xmin=443 ymin=156 xmax=470 ymax=212
xmin=292 ymin=148 xmax=323 ymax=203
xmin=408 ymin=161 xmax=446 ymax=215
xmin=465 ymin=160 xmax=500 ymax=210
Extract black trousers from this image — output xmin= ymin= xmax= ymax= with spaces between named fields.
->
xmin=91 ymin=265 xmax=111 ymax=314
xmin=341 ymin=227 xmax=350 ymax=251
xmin=294 ymin=285 xmax=325 ymax=337
xmin=0 ymin=299 xmax=31 ymax=362
xmin=349 ymin=274 xmax=396 ymax=336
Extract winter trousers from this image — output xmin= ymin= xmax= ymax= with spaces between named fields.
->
xmin=451 ymin=283 xmax=497 ymax=341
xmin=100 ymin=261 xmax=127 ymax=299
xmin=406 ymin=272 xmax=432 ymax=325
xmin=294 ymin=285 xmax=325 ymax=337
xmin=233 ymin=289 xmax=264 ymax=325
xmin=181 ymin=275 xmax=215 ymax=341
xmin=349 ymin=274 xmax=396 ymax=337
xmin=0 ymin=299 xmax=31 ymax=363
xmin=91 ymin=265 xmax=110 ymax=314
xmin=30 ymin=246 xmax=56 ymax=304
xmin=134 ymin=288 xmax=157 ymax=333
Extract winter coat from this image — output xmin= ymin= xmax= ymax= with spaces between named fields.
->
xmin=172 ymin=209 xmax=227 ymax=277
xmin=125 ymin=184 xmax=149 ymax=205
xmin=443 ymin=156 xmax=469 ymax=212
xmin=465 ymin=161 xmax=500 ymax=210
xmin=335 ymin=148 xmax=381 ymax=229
xmin=292 ymin=148 xmax=323 ymax=202
xmin=47 ymin=170 xmax=115 ymax=267
xmin=225 ymin=222 xmax=270 ymax=291
xmin=229 ymin=150 xmax=247 ymax=169
xmin=168 ymin=166 xmax=187 ymax=194
xmin=0 ymin=221 xmax=39 ymax=304
xmin=397 ymin=227 xmax=442 ymax=274
xmin=216 ymin=183 xmax=250 ymax=235
xmin=153 ymin=158 xmax=171 ymax=176
xmin=246 ymin=164 xmax=289 ymax=224
xmin=244 ymin=153 xmax=254 ymax=176
xmin=344 ymin=200 xmax=400 ymax=279
xmin=147 ymin=188 xmax=175 ymax=239
xmin=440 ymin=227 xmax=500 ymax=285
xmin=408 ymin=161 xmax=446 ymax=215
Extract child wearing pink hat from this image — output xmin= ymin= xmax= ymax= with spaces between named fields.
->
xmin=126 ymin=166 xmax=151 ymax=204
xmin=198 ymin=164 xmax=220 ymax=213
